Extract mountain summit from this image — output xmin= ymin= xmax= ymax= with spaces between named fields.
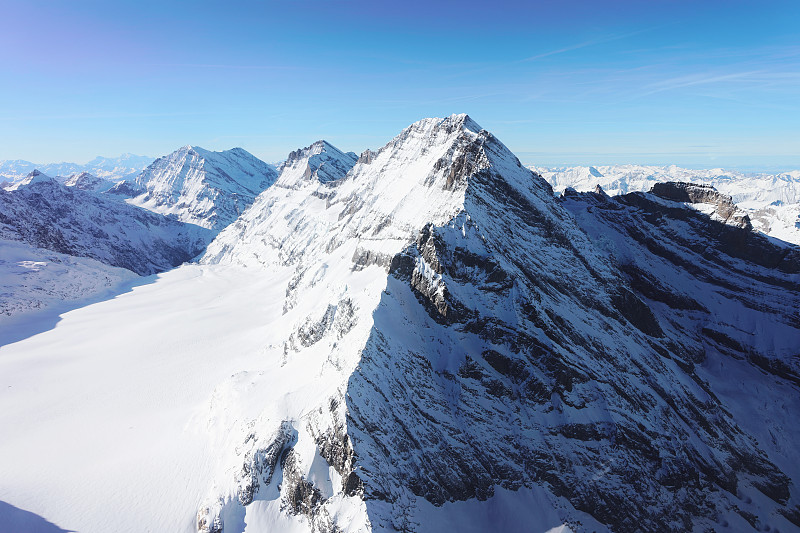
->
xmin=0 ymin=115 xmax=798 ymax=533
xmin=197 ymin=114 xmax=800 ymax=531
xmin=128 ymin=145 xmax=278 ymax=230
xmin=277 ymin=140 xmax=358 ymax=187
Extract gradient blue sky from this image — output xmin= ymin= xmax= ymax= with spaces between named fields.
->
xmin=1 ymin=0 xmax=799 ymax=170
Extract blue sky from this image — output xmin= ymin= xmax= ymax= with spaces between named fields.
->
xmin=1 ymin=0 xmax=799 ymax=170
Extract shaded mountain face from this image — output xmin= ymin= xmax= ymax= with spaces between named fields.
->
xmin=0 ymin=176 xmax=213 ymax=276
xmin=194 ymin=115 xmax=800 ymax=532
xmin=535 ymin=164 xmax=800 ymax=246
xmin=125 ymin=146 xmax=278 ymax=230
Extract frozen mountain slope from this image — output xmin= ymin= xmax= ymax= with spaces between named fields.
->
xmin=277 ymin=140 xmax=358 ymax=187
xmin=202 ymin=114 xmax=800 ymax=531
xmin=1 ymin=116 xmax=798 ymax=533
xmin=63 ymin=171 xmax=115 ymax=192
xmin=0 ymin=177 xmax=213 ymax=275
xmin=0 ymin=238 xmax=138 ymax=322
xmin=128 ymin=146 xmax=278 ymax=230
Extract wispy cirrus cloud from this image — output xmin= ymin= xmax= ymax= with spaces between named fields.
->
xmin=519 ymin=28 xmax=657 ymax=63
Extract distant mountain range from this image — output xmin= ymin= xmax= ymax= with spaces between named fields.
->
xmin=0 ymin=153 xmax=155 ymax=183
xmin=0 ymin=144 xmax=278 ymax=318
xmin=533 ymin=164 xmax=800 ymax=246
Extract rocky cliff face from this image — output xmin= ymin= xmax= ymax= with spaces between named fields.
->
xmin=278 ymin=141 xmax=358 ymax=187
xmin=0 ymin=175 xmax=213 ymax=275
xmin=127 ymin=145 xmax=278 ymax=230
xmin=649 ymin=181 xmax=753 ymax=229
xmin=195 ymin=115 xmax=800 ymax=532
xmin=535 ymin=164 xmax=800 ymax=246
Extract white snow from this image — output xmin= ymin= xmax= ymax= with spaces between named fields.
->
xmin=1 ymin=117 xmax=797 ymax=533
xmin=0 ymin=239 xmax=138 ymax=324
xmin=127 ymin=146 xmax=277 ymax=230
xmin=533 ymin=164 xmax=800 ymax=245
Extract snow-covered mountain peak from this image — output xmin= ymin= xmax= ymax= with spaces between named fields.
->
xmin=205 ymin=114 xmax=541 ymax=268
xmin=5 ymin=116 xmax=800 ymax=533
xmin=63 ymin=171 xmax=115 ymax=192
xmin=277 ymin=140 xmax=358 ymax=187
xmin=127 ymin=145 xmax=278 ymax=230
xmin=7 ymin=169 xmax=56 ymax=190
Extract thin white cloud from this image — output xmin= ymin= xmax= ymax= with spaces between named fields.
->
xmin=519 ymin=28 xmax=655 ymax=63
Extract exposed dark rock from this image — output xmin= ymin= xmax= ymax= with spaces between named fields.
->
xmin=0 ymin=179 xmax=213 ymax=275
xmin=650 ymin=181 xmax=752 ymax=229
xmin=237 ymin=421 xmax=295 ymax=506
xmin=612 ymin=288 xmax=664 ymax=337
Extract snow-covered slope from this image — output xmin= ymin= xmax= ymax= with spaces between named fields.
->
xmin=5 ymin=169 xmax=54 ymax=190
xmin=0 ymin=238 xmax=137 ymax=320
xmin=63 ymin=171 xmax=115 ymax=192
xmin=534 ymin=165 xmax=800 ymax=245
xmin=277 ymin=141 xmax=358 ymax=186
xmin=1 ymin=116 xmax=798 ymax=533
xmin=0 ymin=175 xmax=213 ymax=275
xmin=126 ymin=146 xmax=278 ymax=230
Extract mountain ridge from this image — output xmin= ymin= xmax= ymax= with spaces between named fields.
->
xmin=0 ymin=115 xmax=798 ymax=533
xmin=126 ymin=145 xmax=278 ymax=230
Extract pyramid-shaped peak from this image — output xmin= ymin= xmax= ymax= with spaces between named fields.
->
xmin=5 ymin=169 xmax=56 ymax=190
xmin=376 ymin=114 xmax=486 ymax=160
xmin=278 ymin=140 xmax=358 ymax=186
xmin=19 ymin=169 xmax=55 ymax=187
xmin=284 ymin=140 xmax=337 ymax=164
xmin=404 ymin=113 xmax=482 ymax=136
xmin=131 ymin=144 xmax=277 ymax=230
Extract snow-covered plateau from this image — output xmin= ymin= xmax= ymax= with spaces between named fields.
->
xmin=1 ymin=115 xmax=799 ymax=533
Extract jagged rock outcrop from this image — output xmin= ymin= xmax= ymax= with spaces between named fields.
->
xmin=535 ymin=164 xmax=800 ymax=245
xmin=650 ymin=181 xmax=752 ymax=229
xmin=279 ymin=141 xmax=358 ymax=186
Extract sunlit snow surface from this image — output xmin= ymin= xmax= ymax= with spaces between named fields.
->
xmin=0 ymin=116 xmax=592 ymax=532
xmin=1 ymin=264 xmax=287 ymax=532
xmin=2 ymin=118 xmax=798 ymax=532
xmin=0 ymin=263 xmax=586 ymax=533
